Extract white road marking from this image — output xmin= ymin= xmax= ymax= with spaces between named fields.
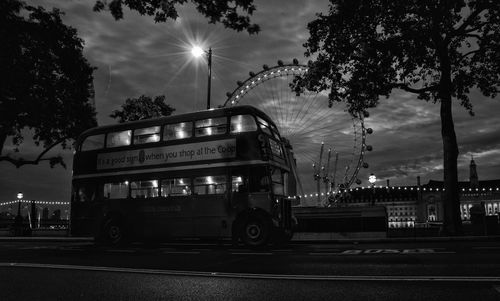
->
xmin=493 ymin=285 xmax=500 ymax=294
xmin=162 ymin=251 xmax=201 ymax=254
xmin=308 ymin=253 xmax=345 ymax=256
xmin=2 ymin=262 xmax=500 ymax=282
xmin=106 ymin=249 xmax=135 ymax=253
xmin=231 ymin=252 xmax=273 ymax=256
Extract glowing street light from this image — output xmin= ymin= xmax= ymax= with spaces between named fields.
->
xmin=191 ymin=45 xmax=213 ymax=110
xmin=368 ymin=173 xmax=376 ymax=205
xmin=368 ymin=174 xmax=377 ymax=185
xmin=191 ymin=46 xmax=204 ymax=58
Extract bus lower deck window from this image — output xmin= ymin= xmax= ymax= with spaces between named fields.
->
xmin=161 ymin=178 xmax=191 ymax=196
xmin=104 ymin=182 xmax=129 ymax=199
xmin=131 ymin=180 xmax=159 ymax=198
xmin=194 ymin=176 xmax=227 ymax=195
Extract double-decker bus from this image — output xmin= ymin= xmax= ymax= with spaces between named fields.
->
xmin=70 ymin=105 xmax=295 ymax=246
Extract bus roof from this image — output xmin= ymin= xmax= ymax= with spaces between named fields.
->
xmin=76 ymin=105 xmax=276 ymax=143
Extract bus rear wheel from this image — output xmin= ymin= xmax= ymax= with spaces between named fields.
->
xmin=241 ymin=216 xmax=271 ymax=247
xmin=101 ymin=217 xmax=126 ymax=245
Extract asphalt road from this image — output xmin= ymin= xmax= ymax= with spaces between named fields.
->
xmin=1 ymin=239 xmax=500 ymax=300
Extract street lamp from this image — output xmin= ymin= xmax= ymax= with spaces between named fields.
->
xmin=191 ymin=46 xmax=212 ymax=110
xmin=368 ymin=174 xmax=376 ymax=186
xmin=368 ymin=174 xmax=376 ymax=205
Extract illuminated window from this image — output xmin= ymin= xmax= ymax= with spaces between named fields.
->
xmin=134 ymin=126 xmax=160 ymax=144
xmin=81 ymin=134 xmax=105 ymax=151
xmin=161 ymin=178 xmax=191 ymax=196
xmin=194 ymin=175 xmax=227 ymax=195
xmin=195 ymin=117 xmax=227 ymax=137
xmin=230 ymin=115 xmax=257 ymax=133
xmin=164 ymin=122 xmax=192 ymax=141
xmin=107 ymin=130 xmax=131 ymax=148
xmin=104 ymin=182 xmax=129 ymax=199
xmin=130 ymin=180 xmax=159 ymax=198
xmin=231 ymin=176 xmax=245 ymax=192
xmin=256 ymin=117 xmax=272 ymax=136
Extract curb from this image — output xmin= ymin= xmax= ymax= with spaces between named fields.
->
xmin=0 ymin=236 xmax=93 ymax=242
xmin=1 ymin=234 xmax=499 ymax=244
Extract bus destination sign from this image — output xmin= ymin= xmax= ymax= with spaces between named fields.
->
xmin=96 ymin=139 xmax=236 ymax=170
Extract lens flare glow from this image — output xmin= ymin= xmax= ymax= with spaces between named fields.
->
xmin=191 ymin=46 xmax=204 ymax=58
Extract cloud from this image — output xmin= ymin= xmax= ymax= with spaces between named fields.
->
xmin=2 ymin=0 xmax=499 ymax=203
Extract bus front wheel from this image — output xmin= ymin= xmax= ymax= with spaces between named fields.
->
xmin=241 ymin=215 xmax=271 ymax=247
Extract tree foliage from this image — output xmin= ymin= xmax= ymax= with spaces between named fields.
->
xmin=0 ymin=0 xmax=97 ymax=168
xmin=296 ymin=0 xmax=500 ymax=235
xmin=93 ymin=0 xmax=260 ymax=34
xmin=110 ymin=95 xmax=175 ymax=123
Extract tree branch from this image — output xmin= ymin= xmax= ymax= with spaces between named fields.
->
xmin=458 ymin=49 xmax=481 ymax=64
xmin=391 ymin=83 xmax=439 ymax=94
xmin=452 ymin=7 xmax=485 ymax=37
xmin=0 ymin=138 xmax=67 ymax=168
xmin=464 ymin=33 xmax=482 ymax=40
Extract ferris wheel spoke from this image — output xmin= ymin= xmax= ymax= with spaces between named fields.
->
xmin=224 ymin=63 xmax=367 ymax=192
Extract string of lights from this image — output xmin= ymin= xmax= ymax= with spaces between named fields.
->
xmin=2 ymin=187 xmax=498 ymax=205
xmin=286 ymin=186 xmax=500 ymax=199
xmin=0 ymin=200 xmax=70 ymax=207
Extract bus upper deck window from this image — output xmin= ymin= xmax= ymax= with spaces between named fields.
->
xmin=81 ymin=134 xmax=105 ymax=151
xmin=256 ymin=117 xmax=272 ymax=136
xmin=106 ymin=130 xmax=131 ymax=148
xmin=134 ymin=126 xmax=160 ymax=144
xmin=195 ymin=117 xmax=227 ymax=137
xmin=230 ymin=115 xmax=258 ymax=133
xmin=164 ymin=122 xmax=193 ymax=141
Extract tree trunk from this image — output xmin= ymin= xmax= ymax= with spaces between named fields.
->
xmin=0 ymin=129 xmax=7 ymax=156
xmin=439 ymin=56 xmax=463 ymax=236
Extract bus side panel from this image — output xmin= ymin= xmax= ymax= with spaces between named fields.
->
xmin=140 ymin=196 xmax=194 ymax=238
xmin=193 ymin=194 xmax=232 ymax=238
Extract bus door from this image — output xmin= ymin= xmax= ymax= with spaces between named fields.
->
xmin=72 ymin=180 xmax=100 ymax=236
xmin=247 ymin=166 xmax=272 ymax=211
xmin=230 ymin=170 xmax=249 ymax=212
xmin=192 ymin=175 xmax=230 ymax=238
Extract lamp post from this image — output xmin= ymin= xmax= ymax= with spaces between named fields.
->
xmin=368 ymin=173 xmax=376 ymax=205
xmin=14 ymin=192 xmax=23 ymax=236
xmin=191 ymin=46 xmax=212 ymax=110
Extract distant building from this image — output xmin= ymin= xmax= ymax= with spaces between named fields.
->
xmin=51 ymin=209 xmax=61 ymax=221
xmin=42 ymin=207 xmax=49 ymax=220
xmin=336 ymin=157 xmax=500 ymax=228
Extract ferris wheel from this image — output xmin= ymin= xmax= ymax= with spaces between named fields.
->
xmin=222 ymin=60 xmax=373 ymax=199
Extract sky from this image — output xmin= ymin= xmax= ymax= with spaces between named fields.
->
xmin=1 ymin=0 xmax=500 ymax=203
